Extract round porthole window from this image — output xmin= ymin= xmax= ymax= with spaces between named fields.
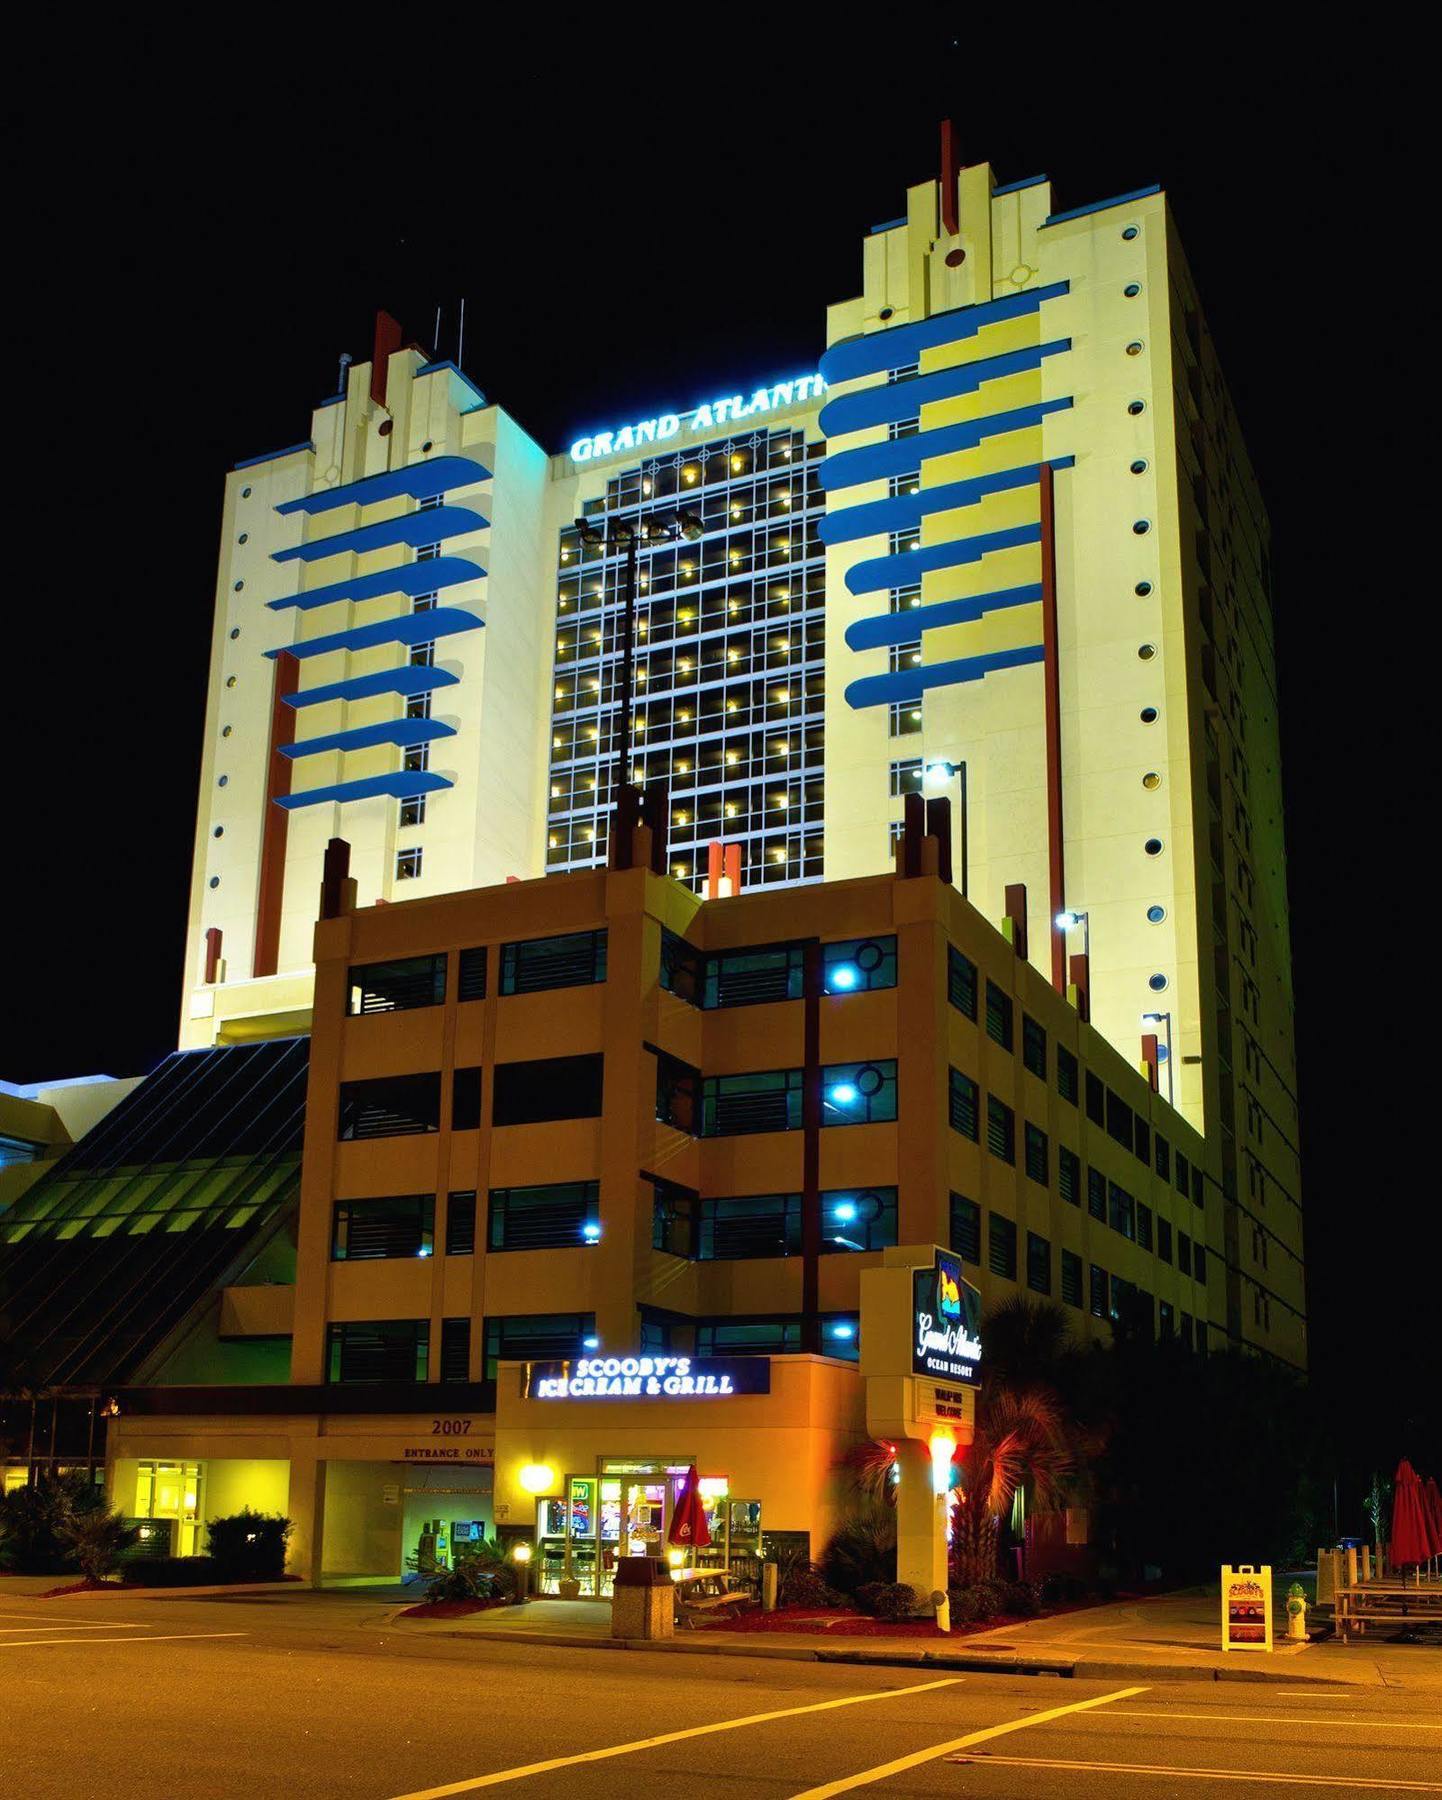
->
xmin=1133 ymin=520 xmax=1151 ymax=535
xmin=233 ymin=580 xmax=244 ymax=591
xmin=1147 ymin=904 xmax=1166 ymax=923
xmin=1125 ymin=341 xmax=1144 ymax=356
xmin=1144 ymin=837 xmax=1164 ymax=856
xmin=378 ymin=419 xmax=393 ymax=436
xmin=945 ymin=248 xmax=967 ymax=268
xmin=1143 ymin=771 xmax=1162 ymax=790
xmin=213 ymin=826 xmax=224 ymax=839
xmin=1138 ymin=643 xmax=1157 ymax=660
xmin=1135 ymin=580 xmax=1153 ymax=596
xmin=1141 ymin=706 xmax=1159 ymax=724
xmin=1124 ymin=282 xmax=1142 ymax=297
xmin=217 ymin=775 xmax=229 ymax=787
xmin=879 ymin=306 xmax=894 ymax=320
xmin=225 ymin=676 xmax=237 ymax=689
xmin=229 ymin=627 xmax=240 ymax=640
xmin=1122 ymin=225 xmax=1139 ymax=241
xmin=208 ymin=876 xmax=220 ymax=889
xmin=241 ymin=486 xmax=252 ymax=499
xmin=222 ymin=725 xmax=233 ymax=738
xmin=1131 ymin=459 xmax=1148 ymax=474
xmin=421 ymin=440 xmax=434 ymax=452
xmin=1128 ymin=400 xmax=1146 ymax=416
xmin=1149 ymin=973 xmax=1169 ymax=992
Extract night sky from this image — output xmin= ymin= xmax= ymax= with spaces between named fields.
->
xmin=6 ymin=28 xmax=1431 ymax=1488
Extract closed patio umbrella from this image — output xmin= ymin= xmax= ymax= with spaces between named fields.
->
xmin=667 ymin=1466 xmax=712 ymax=1552
xmin=1389 ymin=1459 xmax=1431 ymax=1570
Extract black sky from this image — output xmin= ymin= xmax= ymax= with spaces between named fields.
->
xmin=5 ymin=24 xmax=1434 ymax=1485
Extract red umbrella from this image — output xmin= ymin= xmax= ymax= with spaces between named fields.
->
xmin=667 ymin=1466 xmax=712 ymax=1551
xmin=1423 ymin=1477 xmax=1442 ymax=1558
xmin=1389 ymin=1460 xmax=1431 ymax=1567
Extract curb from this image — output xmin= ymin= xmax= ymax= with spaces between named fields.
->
xmin=38 ymin=1580 xmax=301 ymax=1601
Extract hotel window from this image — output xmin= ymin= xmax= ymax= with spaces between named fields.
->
xmin=889 ymin=413 xmax=920 ymax=439
xmin=1134 ymin=1118 xmax=1151 ymax=1168
xmin=1193 ymin=1244 xmax=1207 ymax=1285
xmin=457 ymin=946 xmax=487 ymax=1002
xmin=1175 ymin=1150 xmax=1191 ymax=1197
xmin=501 ymin=929 xmax=608 ymax=995
xmin=888 ymin=470 xmax=921 ymax=498
xmin=1156 ymin=1216 xmax=1173 ymax=1263
xmin=886 ymin=362 xmax=920 ymax=384
xmin=1159 ymin=1300 xmax=1175 ymax=1338
xmin=395 ymin=847 xmax=424 ymax=881
xmin=702 ymin=943 xmax=804 ymax=1007
xmin=890 ymin=582 xmax=922 ymax=612
xmin=1106 ymin=1090 xmax=1134 ymax=1153
xmin=890 ymin=527 xmax=920 ymax=556
xmin=416 ymin=542 xmax=440 ymax=560
xmin=889 ymin=699 xmax=923 ymax=737
xmin=492 ymin=1054 xmax=603 ymax=1126
xmin=1085 ymin=1071 xmax=1105 ymax=1125
xmin=984 ymin=982 xmax=1013 ymax=1050
xmin=948 ymin=946 xmax=978 ymax=1019
xmin=1024 ymin=1122 xmax=1048 ymax=1186
xmin=446 ymin=1190 xmax=477 ymax=1255
xmin=694 ymin=1317 xmax=804 ymax=1358
xmin=1109 ymin=1183 xmax=1135 ymax=1241
xmin=824 ymin=936 xmax=897 ymax=994
xmin=434 ymin=1319 xmax=469 ymax=1388
xmin=1061 ymin=1248 xmax=1083 ymax=1308
xmin=331 ymin=1195 xmax=435 ymax=1262
xmin=948 ymin=1067 xmax=979 ymax=1140
xmin=986 ymin=1094 xmax=1015 ymax=1163
xmin=1155 ymin=1134 xmax=1171 ymax=1181
xmin=338 ymin=1073 xmax=441 ymax=1139
xmin=1022 ymin=1015 xmax=1047 ymax=1079
xmin=988 ymin=1212 xmax=1017 ymax=1280
xmin=659 ymin=930 xmax=704 ymax=1006
xmin=695 ymin=1192 xmax=801 ymax=1260
xmin=0 ymin=1133 xmax=42 ymax=1169
xmin=890 ymin=758 xmax=923 ymax=796
xmin=1026 ymin=1231 xmax=1052 ymax=1295
xmin=823 ymin=1060 xmax=898 ymax=1127
xmin=488 ymin=1181 xmax=600 ymax=1251
xmin=1089 ymin=1263 xmax=1108 ymax=1319
xmin=890 ymin=638 xmax=922 ymax=674
xmin=701 ymin=1068 xmax=803 ymax=1136
xmin=1136 ymin=1202 xmax=1153 ymax=1252
xmin=1177 ymin=1231 xmax=1193 ymax=1276
xmin=410 ymin=641 xmax=435 ymax=668
xmin=950 ymin=1192 xmax=981 ymax=1264
xmin=1192 ymin=1166 xmax=1206 ymax=1210
xmin=417 ymin=494 xmax=443 ymax=512
xmin=1057 ymin=1045 xmax=1079 ymax=1105
xmin=403 ymin=741 xmax=430 ymax=773
xmin=327 ymin=1320 xmax=429 ymax=1385
xmin=1058 ymin=1145 xmax=1080 ymax=1206
xmin=406 ymin=691 xmax=432 ymax=720
xmin=399 ymin=795 xmax=427 ymax=828
xmin=651 ymin=1178 xmax=698 ymax=1259
xmin=483 ymin=1313 xmax=595 ymax=1381
xmin=452 ymin=1067 xmax=482 ymax=1131
xmin=1086 ymin=1166 xmax=1106 ymax=1221
xmin=412 ymin=590 xmax=439 ymax=611
xmin=655 ymin=1050 xmax=700 ymax=1134
xmin=823 ymin=1187 xmax=898 ymax=1252
xmin=347 ymin=953 xmax=446 ymax=1016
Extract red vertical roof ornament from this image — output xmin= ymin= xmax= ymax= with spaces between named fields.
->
xmin=939 ymin=119 xmax=960 ymax=237
xmin=371 ymin=310 xmax=405 ymax=408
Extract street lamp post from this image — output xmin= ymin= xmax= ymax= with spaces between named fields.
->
xmin=574 ymin=507 xmax=703 ymax=865
xmin=1143 ymin=1010 xmax=1174 ymax=1103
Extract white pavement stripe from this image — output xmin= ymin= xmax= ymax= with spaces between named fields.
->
xmin=786 ymin=1684 xmax=1148 ymax=1798
xmin=1104 ymin=1707 xmax=1442 ymax=1731
xmin=385 ymin=1675 xmax=966 ymax=1798
xmin=950 ymin=1753 xmax=1442 ymax=1790
xmin=0 ymin=1632 xmax=248 ymax=1649
xmin=0 ymin=1622 xmax=149 ymax=1632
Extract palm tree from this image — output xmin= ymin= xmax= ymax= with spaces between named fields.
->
xmin=950 ymin=1385 xmax=1075 ymax=1585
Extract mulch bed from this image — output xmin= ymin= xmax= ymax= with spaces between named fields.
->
xmin=397 ymin=1597 xmax=513 ymax=1620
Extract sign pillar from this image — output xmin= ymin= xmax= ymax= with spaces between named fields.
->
xmin=861 ymin=1245 xmax=983 ymax=1619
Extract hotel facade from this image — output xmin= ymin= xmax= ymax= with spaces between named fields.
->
xmin=2 ymin=143 xmax=1304 ymax=1576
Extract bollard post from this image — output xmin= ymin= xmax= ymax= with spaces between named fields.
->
xmin=761 ymin=1562 xmax=778 ymax=1614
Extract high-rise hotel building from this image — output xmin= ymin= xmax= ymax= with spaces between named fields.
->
xmin=182 ymin=149 xmax=1302 ymax=1368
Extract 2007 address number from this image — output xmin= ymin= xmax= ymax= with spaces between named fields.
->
xmin=431 ymin=1418 xmax=473 ymax=1435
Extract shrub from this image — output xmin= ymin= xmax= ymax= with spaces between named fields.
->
xmin=122 ymin=1556 xmax=221 ymax=1587
xmin=56 ymin=1507 xmax=138 ymax=1582
xmin=0 ymin=1471 xmax=108 ymax=1575
xmin=206 ymin=1509 xmax=292 ymax=1581
xmin=1001 ymin=1579 xmax=1042 ymax=1617
xmin=948 ymin=1585 xmax=985 ymax=1623
xmin=1039 ymin=1570 xmax=1087 ymax=1605
xmin=856 ymin=1580 xmax=919 ymax=1621
xmin=782 ymin=1567 xmax=845 ymax=1609
xmin=968 ymin=1578 xmax=1010 ymax=1620
xmin=819 ymin=1512 xmax=897 ymax=1597
xmin=426 ymin=1559 xmax=515 ymax=1604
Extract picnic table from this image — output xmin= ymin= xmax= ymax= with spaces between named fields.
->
xmin=1334 ymin=1581 xmax=1442 ymax=1643
xmin=672 ymin=1569 xmax=752 ymax=1628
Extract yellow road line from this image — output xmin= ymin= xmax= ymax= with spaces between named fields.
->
xmin=786 ymin=1683 xmax=1148 ymax=1798
xmin=952 ymin=1753 xmax=1442 ymax=1790
xmin=0 ymin=1622 xmax=149 ymax=1633
xmin=0 ymin=1632 xmax=247 ymax=1648
xmin=1104 ymin=1707 xmax=1442 ymax=1731
xmin=385 ymin=1676 xmax=966 ymax=1798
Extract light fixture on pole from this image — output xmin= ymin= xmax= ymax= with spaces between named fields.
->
xmin=1142 ymin=1010 xmax=1174 ymax=1103
xmin=920 ymin=757 xmax=969 ymax=895
xmin=1054 ymin=907 xmax=1090 ymax=958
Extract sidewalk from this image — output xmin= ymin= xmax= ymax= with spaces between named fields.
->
xmin=393 ymin=1591 xmax=1442 ymax=1691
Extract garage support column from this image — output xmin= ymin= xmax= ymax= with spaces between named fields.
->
xmin=287 ymin=1452 xmax=328 ymax=1588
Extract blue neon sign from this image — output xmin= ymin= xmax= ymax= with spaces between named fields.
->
xmin=569 ymin=372 xmax=827 ymax=464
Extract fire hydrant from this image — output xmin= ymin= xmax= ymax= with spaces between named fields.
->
xmin=1286 ymin=1581 xmax=1308 ymax=1642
